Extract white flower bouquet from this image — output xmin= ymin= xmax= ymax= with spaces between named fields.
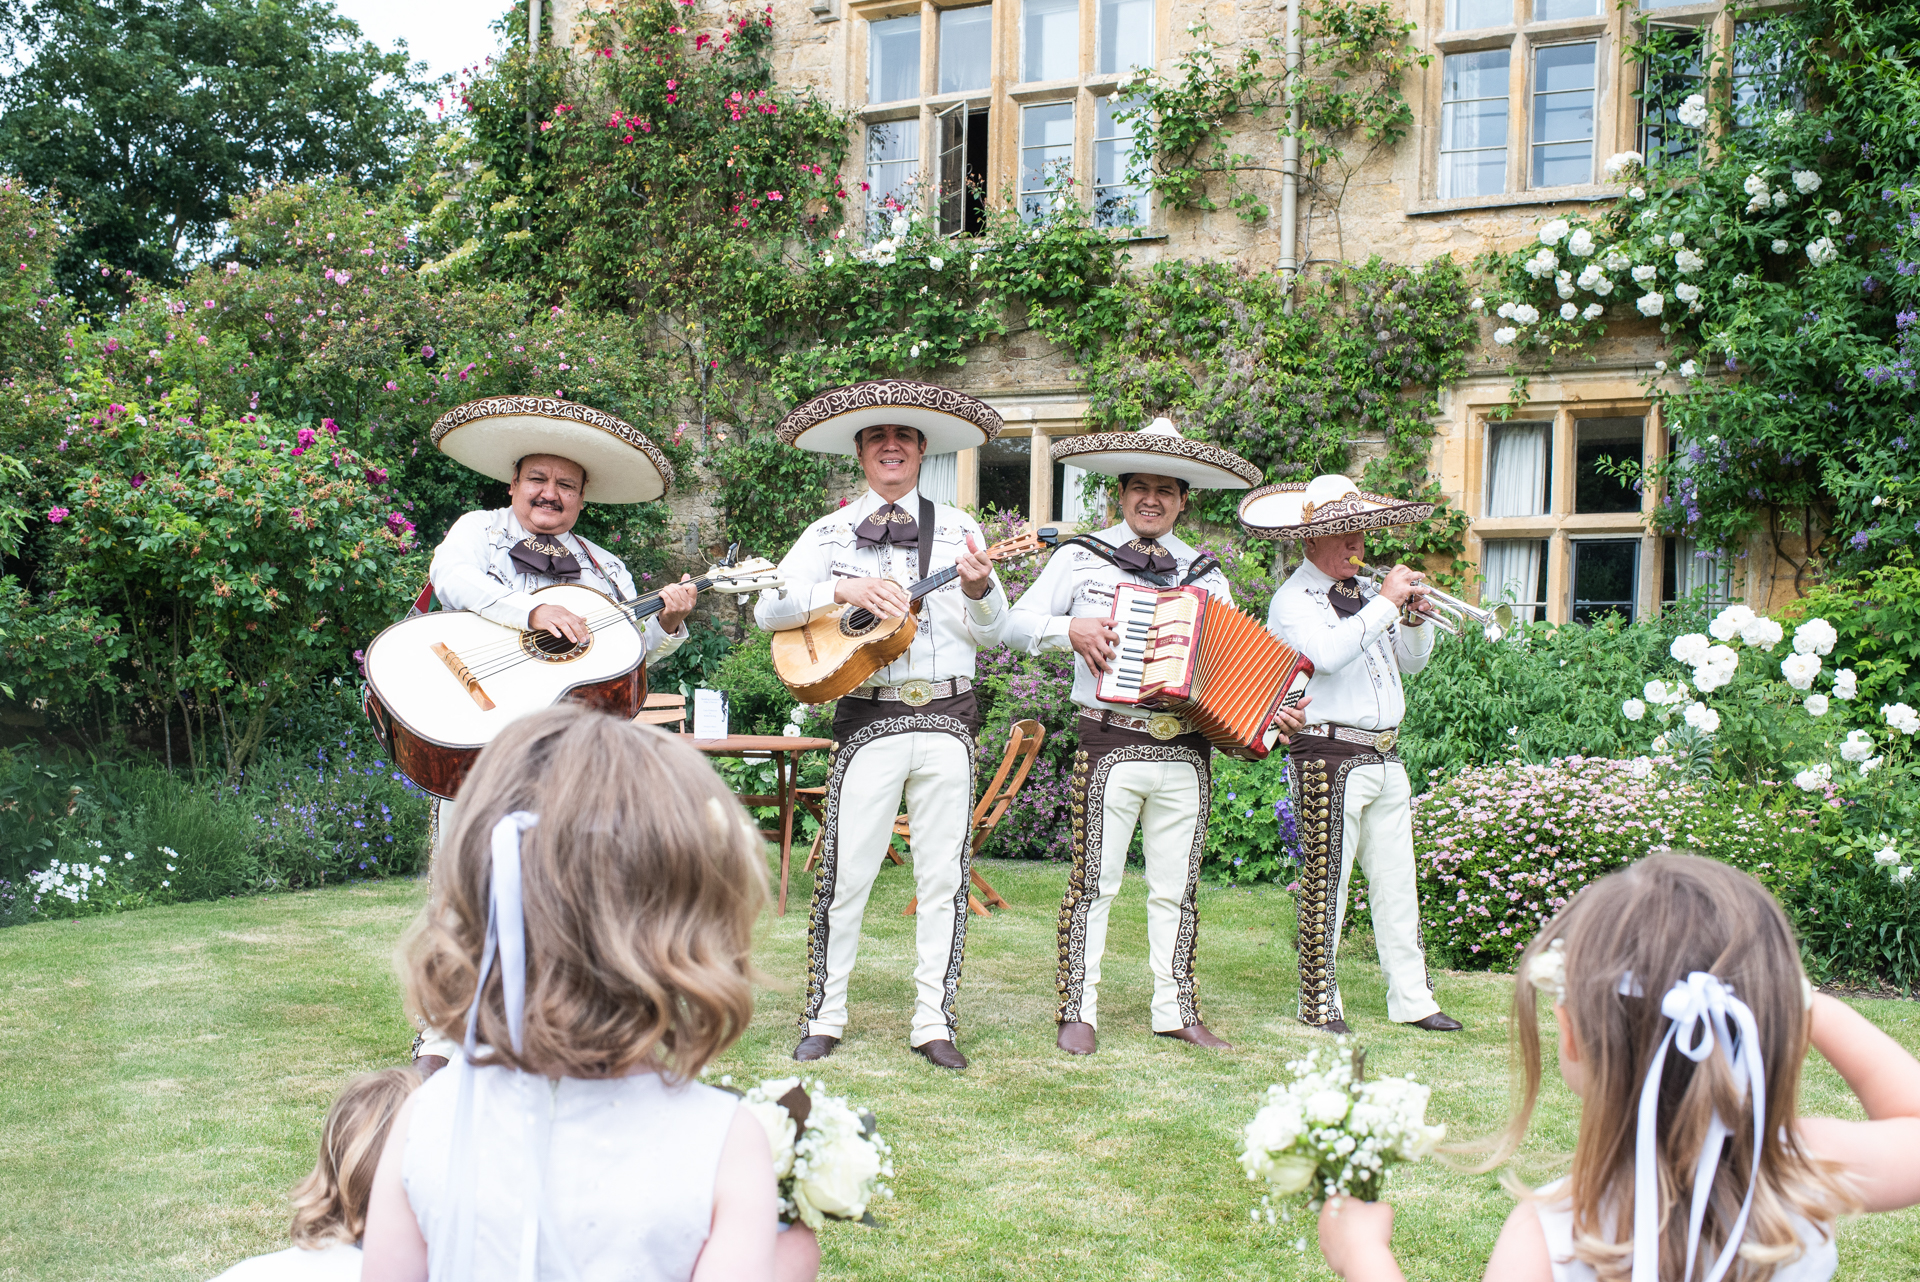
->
xmin=1240 ymin=1041 xmax=1444 ymax=1218
xmin=736 ymin=1077 xmax=893 ymax=1229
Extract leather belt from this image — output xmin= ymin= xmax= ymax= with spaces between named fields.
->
xmin=1080 ymin=707 xmax=1191 ymax=741
xmin=1299 ymin=723 xmax=1400 ymax=753
xmin=843 ymin=676 xmax=972 ymax=707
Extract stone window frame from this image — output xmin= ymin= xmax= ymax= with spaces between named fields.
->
xmin=848 ymin=0 xmax=1167 ymax=237
xmin=1410 ymin=0 xmax=1798 ymax=216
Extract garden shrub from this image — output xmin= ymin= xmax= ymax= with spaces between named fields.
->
xmin=1413 ymin=756 xmax=1811 ymax=970
xmin=1201 ymin=753 xmax=1297 ymax=885
xmin=1784 ymin=824 xmax=1920 ymax=990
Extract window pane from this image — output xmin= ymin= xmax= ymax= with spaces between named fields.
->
xmin=1640 ymin=25 xmax=1703 ymax=163
xmin=1098 ymin=0 xmax=1153 ymax=75
xmin=1446 ymin=0 xmax=1509 ymax=28
xmin=1486 ymin=421 xmax=1550 ymax=516
xmin=1533 ymin=0 xmax=1596 ymax=18
xmin=939 ymin=6 xmax=992 ymax=94
xmin=1480 ymin=539 xmax=1548 ymax=623
xmin=1572 ymin=540 xmax=1638 ymax=625
xmin=1531 ymin=42 xmax=1595 ymax=187
xmin=1021 ymin=101 xmax=1076 ymax=220
xmin=1574 ymin=416 xmax=1642 ymax=514
xmin=1094 ymin=96 xmax=1147 ymax=227
xmin=980 ymin=435 xmax=1031 ymax=517
xmin=1732 ymin=19 xmax=1803 ymax=128
xmin=869 ymin=15 xmax=922 ymax=104
xmin=866 ymin=119 xmax=921 ymax=236
xmin=1024 ymin=0 xmax=1079 ymax=82
xmin=1439 ymin=49 xmax=1508 ymax=199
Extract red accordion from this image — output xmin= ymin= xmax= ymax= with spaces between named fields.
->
xmin=1094 ymin=583 xmax=1314 ymax=760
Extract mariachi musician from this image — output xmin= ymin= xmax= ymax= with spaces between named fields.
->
xmin=410 ymin=396 xmax=695 ymax=1074
xmin=1003 ymin=419 xmax=1308 ymax=1055
xmin=756 ymin=380 xmax=1007 ymax=1071
xmin=1239 ymin=475 xmax=1462 ymax=1036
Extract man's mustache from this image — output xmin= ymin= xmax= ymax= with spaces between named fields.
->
xmin=531 ymin=497 xmax=565 ymax=510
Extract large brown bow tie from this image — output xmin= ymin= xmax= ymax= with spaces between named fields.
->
xmin=1113 ymin=539 xmax=1176 ymax=576
xmin=1328 ymin=576 xmax=1367 ymax=618
xmin=854 ymin=502 xmax=918 ymax=549
xmin=510 ymin=535 xmax=582 ymax=581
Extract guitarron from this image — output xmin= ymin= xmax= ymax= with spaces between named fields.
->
xmin=363 ymin=558 xmax=784 ymax=798
xmin=770 ymin=529 xmax=1055 ymax=703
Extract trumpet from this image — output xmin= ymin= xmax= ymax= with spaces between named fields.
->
xmin=1348 ymin=558 xmax=1513 ymax=640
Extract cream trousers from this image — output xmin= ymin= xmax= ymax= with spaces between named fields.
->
xmin=804 ymin=729 xmax=974 ymax=1048
xmin=1324 ymin=761 xmax=1437 ymax=1024
xmin=1060 ymin=754 xmax=1206 ymax=1033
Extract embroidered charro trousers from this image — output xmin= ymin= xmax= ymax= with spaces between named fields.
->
xmin=1295 ymin=757 xmax=1438 ymax=1025
xmin=805 ymin=725 xmax=975 ymax=1048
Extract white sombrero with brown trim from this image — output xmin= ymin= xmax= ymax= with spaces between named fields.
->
xmin=774 ymin=379 xmax=1002 ymax=456
xmin=431 ymin=396 xmax=674 ymax=504
xmin=1049 ymin=418 xmax=1262 ymax=489
xmin=1238 ymin=474 xmax=1436 ymax=540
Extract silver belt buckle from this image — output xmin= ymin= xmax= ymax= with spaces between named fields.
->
xmin=1147 ymin=713 xmax=1184 ymax=741
xmin=1374 ymin=729 xmax=1398 ymax=753
xmin=899 ymin=678 xmax=935 ymax=707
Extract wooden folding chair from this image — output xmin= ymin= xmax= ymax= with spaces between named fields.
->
xmin=632 ymin=691 xmax=688 ymax=732
xmin=902 ymin=718 xmax=1046 ymax=917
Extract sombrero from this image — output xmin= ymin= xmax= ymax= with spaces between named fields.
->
xmin=1050 ymin=418 xmax=1262 ymax=489
xmin=431 ymin=396 xmax=674 ymax=504
xmin=1238 ymin=474 xmax=1435 ymax=540
xmin=774 ymin=379 xmax=1002 ymax=456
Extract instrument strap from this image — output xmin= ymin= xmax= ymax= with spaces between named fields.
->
xmin=1179 ymin=555 xmax=1221 ymax=588
xmin=1054 ymin=533 xmax=1173 ymax=587
xmin=568 ymin=534 xmax=648 ymax=643
xmin=917 ymin=494 xmax=934 ymax=583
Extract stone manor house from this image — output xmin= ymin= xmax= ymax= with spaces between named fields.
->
xmin=556 ymin=0 xmax=1798 ymax=621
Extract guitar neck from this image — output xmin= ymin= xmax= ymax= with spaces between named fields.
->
xmin=621 ymin=576 xmax=718 ymax=621
xmin=904 ymin=546 xmax=1028 ymax=602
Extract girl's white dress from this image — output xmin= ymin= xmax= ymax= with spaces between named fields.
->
xmin=404 ymin=1064 xmax=739 ymax=1281
xmin=208 ymin=1242 xmax=362 ymax=1280
xmin=1533 ymin=1179 xmax=1838 ymax=1282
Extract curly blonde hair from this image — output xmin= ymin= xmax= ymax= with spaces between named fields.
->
xmin=403 ymin=704 xmax=767 ymax=1081
xmin=1489 ymin=854 xmax=1854 ymax=1281
xmin=289 ymin=1068 xmax=419 ymax=1248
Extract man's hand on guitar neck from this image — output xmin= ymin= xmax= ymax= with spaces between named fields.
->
xmin=835 ymin=576 xmax=912 ymax=619
xmin=529 ymin=602 xmax=592 ymax=646
xmin=956 ymin=533 xmax=995 ymax=600
xmin=1070 ymin=617 xmax=1120 ymax=675
xmin=658 ymin=574 xmax=697 ymax=632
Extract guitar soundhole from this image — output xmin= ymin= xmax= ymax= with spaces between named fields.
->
xmin=521 ymin=629 xmax=592 ymax=663
xmin=840 ymin=608 xmax=878 ymax=638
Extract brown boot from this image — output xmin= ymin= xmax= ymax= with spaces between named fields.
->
xmin=912 ymin=1039 xmax=968 ymax=1069
xmin=1307 ymin=1018 xmax=1352 ymax=1036
xmin=1408 ymin=1011 xmax=1463 ymax=1032
xmin=1156 ymin=1023 xmax=1232 ymax=1049
xmin=793 ymin=1034 xmax=840 ymax=1062
xmin=1057 ymin=1021 xmax=1097 ymax=1055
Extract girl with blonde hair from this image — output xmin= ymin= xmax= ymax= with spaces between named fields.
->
xmin=1318 ymin=854 xmax=1920 ymax=1281
xmin=210 ymin=1068 xmax=418 ymax=1280
xmin=360 ymin=705 xmax=819 ymax=1282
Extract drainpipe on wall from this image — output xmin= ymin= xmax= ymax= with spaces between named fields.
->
xmin=1279 ymin=0 xmax=1303 ymax=316
xmin=525 ymin=0 xmax=544 ymax=166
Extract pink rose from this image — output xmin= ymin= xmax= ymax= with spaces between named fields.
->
xmin=47 ymin=506 xmax=69 ymax=523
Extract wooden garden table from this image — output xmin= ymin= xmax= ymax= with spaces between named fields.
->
xmin=685 ymin=733 xmax=834 ymax=916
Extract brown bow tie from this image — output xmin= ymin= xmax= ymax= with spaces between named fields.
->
xmin=1114 ymin=539 xmax=1176 ymax=575
xmin=855 ymin=502 xmax=918 ymax=549
xmin=510 ymin=536 xmax=581 ymax=581
xmin=1328 ymin=576 xmax=1367 ymax=618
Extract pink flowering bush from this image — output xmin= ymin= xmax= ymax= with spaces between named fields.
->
xmin=1414 ymin=755 xmax=1811 ymax=969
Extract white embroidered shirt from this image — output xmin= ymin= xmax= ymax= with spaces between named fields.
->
xmin=1265 ymin=558 xmax=1433 ymax=731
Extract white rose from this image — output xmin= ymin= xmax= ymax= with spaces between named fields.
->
xmin=1669 ymin=231 xmax=1687 ymax=248
xmin=1674 ymin=248 xmax=1706 ymax=274
xmin=1493 ymin=326 xmax=1518 ymax=346
xmin=1594 ymin=276 xmax=1615 ymax=295
xmin=1862 ymin=755 xmax=1885 ymax=777
xmin=742 ymin=1097 xmax=797 ymax=1179
xmin=1773 ymin=189 xmax=1791 ymax=208
xmin=1771 ymin=238 xmax=1790 ymax=254
xmin=1883 ymin=702 xmax=1920 ymax=735
xmin=1895 ymin=863 xmax=1914 ymax=882
xmin=1680 ymin=359 xmax=1699 ymax=377
xmin=1637 ymin=292 xmax=1666 ymax=317
xmin=1833 ymin=669 xmax=1858 ymax=700
xmin=1576 ymin=264 xmax=1603 ymax=290
xmin=1513 ymin=303 xmax=1541 ymax=325
xmin=889 ymin=214 xmax=910 ymax=237
xmin=1645 ymin=678 xmax=1671 ymax=704
xmin=1793 ymin=768 xmax=1824 ymax=792
xmin=1740 ymin=616 xmax=1784 ymax=650
xmin=1841 ymin=728 xmax=1875 ymax=762
xmin=1539 ymin=218 xmax=1570 ymax=246
xmin=1629 ymin=185 xmax=1646 ymax=200
xmin=1792 ymin=170 xmax=1822 ymax=194
xmin=1709 ymin=605 xmax=1755 ymax=642
xmin=793 ymin=1106 xmax=883 ymax=1221
xmin=1704 ymin=642 xmax=1741 ymax=670
xmin=1583 ymin=302 xmax=1604 ymax=320
xmin=1569 ymin=228 xmax=1595 ymax=257
xmin=1875 ymin=844 xmax=1901 ymax=867
xmin=1496 ymin=301 xmax=1516 ymax=319
xmin=1469 ymin=296 xmax=1485 ymax=311
xmin=1605 ymin=249 xmax=1632 ymax=270
xmin=1244 ymin=1098 xmax=1306 ymax=1156
xmin=1654 ymin=359 xmax=1667 ymax=372
xmin=1684 ymin=703 xmax=1722 ymax=734
xmin=1781 ymin=652 xmax=1822 ymax=690
xmin=1561 ymin=302 xmax=1579 ymax=321
xmin=1804 ymin=693 xmax=1829 ymax=717
xmin=1825 ymin=209 xmax=1843 ymax=227
xmin=1793 ymin=618 xmax=1838 ymax=656
xmin=1622 ymin=698 xmax=1646 ymax=722
xmin=1603 ymin=151 xmax=1643 ymax=179
xmin=928 ymin=255 xmax=944 ymax=271
xmin=821 ymin=251 xmax=834 ymax=267
xmin=1676 ymin=283 xmax=1701 ymax=303
xmin=1261 ymin=1152 xmax=1319 ymax=1194
xmin=1531 ymin=248 xmax=1560 ymax=275
xmin=1807 ymin=237 xmax=1839 ymax=267
xmin=1670 ymin=634 xmax=1710 ymax=665
xmin=1676 ymin=93 xmax=1708 ymax=127
xmin=1632 ymin=264 xmax=1659 ymax=284
xmin=1743 ymin=172 xmax=1770 ymax=198
xmin=1305 ymin=1088 xmax=1351 ymax=1126
xmin=1557 ymin=276 xmax=1576 ymax=299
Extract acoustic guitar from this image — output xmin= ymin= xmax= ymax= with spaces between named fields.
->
xmin=363 ymin=558 xmax=785 ymax=798
xmin=770 ymin=529 xmax=1055 ymax=704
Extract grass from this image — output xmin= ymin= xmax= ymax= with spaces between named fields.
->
xmin=2 ymin=858 xmax=1917 ymax=1280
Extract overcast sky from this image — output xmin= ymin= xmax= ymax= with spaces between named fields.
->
xmin=329 ymin=0 xmax=509 ymax=89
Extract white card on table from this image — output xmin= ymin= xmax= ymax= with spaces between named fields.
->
xmin=692 ymin=688 xmax=730 ymax=740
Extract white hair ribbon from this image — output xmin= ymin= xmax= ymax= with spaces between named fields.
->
xmin=1630 ymin=971 xmax=1767 ymax=1282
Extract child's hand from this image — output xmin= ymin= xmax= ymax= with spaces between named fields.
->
xmin=1318 ymin=1196 xmax=1406 ymax=1281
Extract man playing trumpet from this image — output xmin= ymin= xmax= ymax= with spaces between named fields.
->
xmin=1239 ymin=476 xmax=1463 ymax=1036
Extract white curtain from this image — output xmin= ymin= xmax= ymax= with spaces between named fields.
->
xmin=920 ymin=451 xmax=958 ymax=504
xmin=1672 ymin=533 xmax=1732 ymax=603
xmin=1058 ymin=463 xmax=1088 ymax=522
xmin=1481 ymin=538 xmax=1545 ymax=623
xmin=1487 ymin=422 xmax=1549 ymax=517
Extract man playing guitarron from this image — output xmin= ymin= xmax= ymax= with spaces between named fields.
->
xmin=758 ymin=381 xmax=1009 ymax=1071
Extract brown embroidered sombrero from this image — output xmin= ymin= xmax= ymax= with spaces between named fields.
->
xmin=1238 ymin=474 xmax=1436 ymax=540
xmin=1050 ymin=418 xmax=1262 ymax=490
xmin=432 ymin=396 xmax=674 ymax=504
xmin=775 ymin=379 xmax=1003 ymax=456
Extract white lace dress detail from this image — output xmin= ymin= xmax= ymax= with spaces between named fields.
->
xmin=1532 ymin=1178 xmax=1838 ymax=1282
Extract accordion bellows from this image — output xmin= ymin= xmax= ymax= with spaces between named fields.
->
xmin=1095 ymin=584 xmax=1314 ymax=760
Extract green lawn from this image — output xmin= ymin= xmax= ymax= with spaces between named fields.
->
xmin=3 ymin=858 xmax=1917 ymax=1281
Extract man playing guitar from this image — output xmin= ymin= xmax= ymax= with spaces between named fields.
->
xmin=757 ymin=380 xmax=1008 ymax=1071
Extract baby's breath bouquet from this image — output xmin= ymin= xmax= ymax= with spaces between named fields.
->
xmin=735 ymin=1076 xmax=893 ymax=1229
xmin=1240 ymin=1041 xmax=1444 ymax=1219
